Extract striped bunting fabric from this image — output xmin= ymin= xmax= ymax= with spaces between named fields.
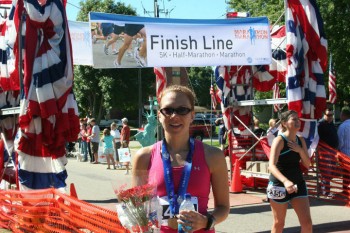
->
xmin=215 ymin=66 xmax=232 ymax=130
xmin=0 ymin=0 xmax=20 ymax=91
xmin=286 ymin=0 xmax=327 ymax=119
xmin=215 ymin=66 xmax=252 ymax=132
xmin=252 ymin=25 xmax=287 ymax=92
xmin=8 ymin=0 xmax=80 ymax=190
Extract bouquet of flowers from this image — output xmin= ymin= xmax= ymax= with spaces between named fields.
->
xmin=114 ymin=183 xmax=162 ymax=233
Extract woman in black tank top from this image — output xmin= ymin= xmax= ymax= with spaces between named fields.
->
xmin=268 ymin=110 xmax=312 ymax=233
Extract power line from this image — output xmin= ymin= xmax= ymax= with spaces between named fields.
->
xmin=67 ymin=1 xmax=81 ymax=10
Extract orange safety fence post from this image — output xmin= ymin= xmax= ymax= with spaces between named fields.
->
xmin=70 ymin=183 xmax=78 ymax=199
xmin=230 ymin=156 xmax=244 ymax=193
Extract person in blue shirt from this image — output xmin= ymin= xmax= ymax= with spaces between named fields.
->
xmin=338 ymin=107 xmax=350 ymax=195
xmin=101 ymin=128 xmax=116 ymax=170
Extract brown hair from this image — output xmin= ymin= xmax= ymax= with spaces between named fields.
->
xmin=103 ymin=128 xmax=110 ymax=136
xmin=280 ymin=110 xmax=298 ymax=132
xmin=158 ymin=85 xmax=196 ymax=109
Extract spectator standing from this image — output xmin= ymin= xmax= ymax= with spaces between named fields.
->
xmin=86 ymin=121 xmax=93 ymax=163
xmin=132 ymin=85 xmax=230 ymax=232
xmin=318 ymin=108 xmax=338 ymax=196
xmin=215 ymin=118 xmax=227 ymax=151
xmin=120 ymin=118 xmax=131 ymax=174
xmin=101 ymin=128 xmax=116 ymax=170
xmin=80 ymin=123 xmax=89 ymax=162
xmin=267 ymin=118 xmax=278 ymax=145
xmin=253 ymin=117 xmax=266 ymax=137
xmin=268 ymin=110 xmax=312 ymax=232
xmin=120 ymin=118 xmax=130 ymax=147
xmin=111 ymin=122 xmax=121 ymax=168
xmin=337 ymin=107 xmax=350 ymax=195
xmin=89 ymin=118 xmax=100 ymax=164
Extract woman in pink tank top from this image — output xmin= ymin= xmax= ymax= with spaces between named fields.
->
xmin=132 ymin=85 xmax=229 ymax=233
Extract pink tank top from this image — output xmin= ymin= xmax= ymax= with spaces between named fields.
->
xmin=148 ymin=140 xmax=214 ymax=233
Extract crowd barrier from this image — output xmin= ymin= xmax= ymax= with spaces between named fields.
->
xmin=308 ymin=141 xmax=350 ymax=205
xmin=0 ymin=188 xmax=126 ymax=232
xmin=229 ymin=135 xmax=350 ymax=206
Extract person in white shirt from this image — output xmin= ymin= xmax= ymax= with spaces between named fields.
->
xmin=88 ymin=118 xmax=100 ymax=164
xmin=110 ymin=122 xmax=121 ymax=167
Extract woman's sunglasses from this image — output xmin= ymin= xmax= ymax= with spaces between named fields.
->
xmin=160 ymin=107 xmax=192 ymax=116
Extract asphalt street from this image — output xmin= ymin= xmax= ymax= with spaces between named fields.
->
xmin=92 ymin=38 xmax=142 ymax=68
xmin=65 ymin=140 xmax=350 ymax=233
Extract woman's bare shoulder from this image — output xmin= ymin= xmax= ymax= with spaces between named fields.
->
xmin=135 ymin=146 xmax=153 ymax=159
xmin=202 ymin=143 xmax=224 ymax=158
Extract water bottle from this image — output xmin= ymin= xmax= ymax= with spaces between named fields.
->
xmin=149 ymin=196 xmax=162 ymax=229
xmin=178 ymin=193 xmax=195 ymax=232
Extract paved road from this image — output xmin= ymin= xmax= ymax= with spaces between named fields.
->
xmin=92 ymin=39 xmax=142 ymax=68
xmin=65 ymin=141 xmax=350 ymax=233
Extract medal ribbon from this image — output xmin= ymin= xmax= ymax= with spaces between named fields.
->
xmin=161 ymin=138 xmax=195 ymax=217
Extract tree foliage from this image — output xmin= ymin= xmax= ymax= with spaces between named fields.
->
xmin=228 ymin=0 xmax=350 ymax=107
xmin=187 ymin=67 xmax=214 ymax=109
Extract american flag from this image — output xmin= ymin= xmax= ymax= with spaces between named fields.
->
xmin=215 ymin=66 xmax=232 ymax=130
xmin=328 ymin=55 xmax=336 ymax=104
xmin=286 ymin=0 xmax=327 ymax=119
xmin=273 ymin=83 xmax=281 ymax=112
xmin=154 ymin=67 xmax=167 ymax=102
xmin=209 ymin=84 xmax=221 ymax=110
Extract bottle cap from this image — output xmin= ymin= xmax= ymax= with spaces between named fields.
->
xmin=185 ymin=193 xmax=191 ymax=199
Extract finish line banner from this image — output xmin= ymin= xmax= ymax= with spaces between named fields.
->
xmin=89 ymin=12 xmax=271 ymax=68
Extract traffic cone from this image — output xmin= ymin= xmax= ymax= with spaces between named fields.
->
xmin=70 ymin=183 xmax=78 ymax=199
xmin=230 ymin=158 xmax=244 ymax=193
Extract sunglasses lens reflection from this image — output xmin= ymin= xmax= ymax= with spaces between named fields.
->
xmin=160 ymin=107 xmax=191 ymax=116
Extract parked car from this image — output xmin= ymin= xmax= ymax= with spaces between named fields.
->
xmin=189 ymin=119 xmax=215 ymax=141
xmin=99 ymin=119 xmax=123 ymax=131
xmin=194 ymin=113 xmax=217 ymax=124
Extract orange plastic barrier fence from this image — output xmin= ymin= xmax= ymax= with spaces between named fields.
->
xmin=0 ymin=188 xmax=126 ymax=233
xmin=307 ymin=142 xmax=350 ymax=206
xmin=229 ymin=134 xmax=350 ymax=206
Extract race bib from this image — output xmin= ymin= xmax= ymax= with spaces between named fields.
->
xmin=158 ymin=196 xmax=198 ymax=226
xmin=267 ymin=183 xmax=286 ymax=200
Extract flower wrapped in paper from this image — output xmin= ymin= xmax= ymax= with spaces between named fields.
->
xmin=114 ymin=183 xmax=162 ymax=233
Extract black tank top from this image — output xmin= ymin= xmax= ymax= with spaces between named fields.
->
xmin=269 ymin=134 xmax=304 ymax=185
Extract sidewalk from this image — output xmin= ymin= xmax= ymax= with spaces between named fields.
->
xmin=65 ymin=142 xmax=350 ymax=233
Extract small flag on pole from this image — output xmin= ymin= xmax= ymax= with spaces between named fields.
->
xmin=154 ymin=67 xmax=167 ymax=102
xmin=273 ymin=83 xmax=281 ymax=112
xmin=328 ymin=56 xmax=337 ymax=104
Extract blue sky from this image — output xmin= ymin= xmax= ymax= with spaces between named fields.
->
xmin=66 ymin=0 xmax=232 ymax=21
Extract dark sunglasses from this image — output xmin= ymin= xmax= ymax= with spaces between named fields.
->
xmin=326 ymin=114 xmax=334 ymax=116
xmin=160 ymin=107 xmax=192 ymax=116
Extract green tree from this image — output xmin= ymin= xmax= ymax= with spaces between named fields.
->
xmin=73 ymin=0 xmax=155 ymax=123
xmin=317 ymin=0 xmax=350 ymax=106
xmin=187 ymin=67 xmax=214 ymax=109
xmin=228 ymin=0 xmax=350 ymax=107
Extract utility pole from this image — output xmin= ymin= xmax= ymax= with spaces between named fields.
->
xmin=154 ymin=0 xmax=159 ymax=17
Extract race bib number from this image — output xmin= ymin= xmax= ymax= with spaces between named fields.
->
xmin=267 ymin=183 xmax=286 ymax=200
xmin=158 ymin=196 xmax=198 ymax=226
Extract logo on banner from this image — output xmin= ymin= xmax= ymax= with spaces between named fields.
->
xmin=234 ymin=28 xmax=268 ymax=44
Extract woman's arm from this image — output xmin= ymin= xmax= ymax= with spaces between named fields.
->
xmin=131 ymin=146 xmax=152 ymax=186
xmin=197 ymin=145 xmax=230 ymax=229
